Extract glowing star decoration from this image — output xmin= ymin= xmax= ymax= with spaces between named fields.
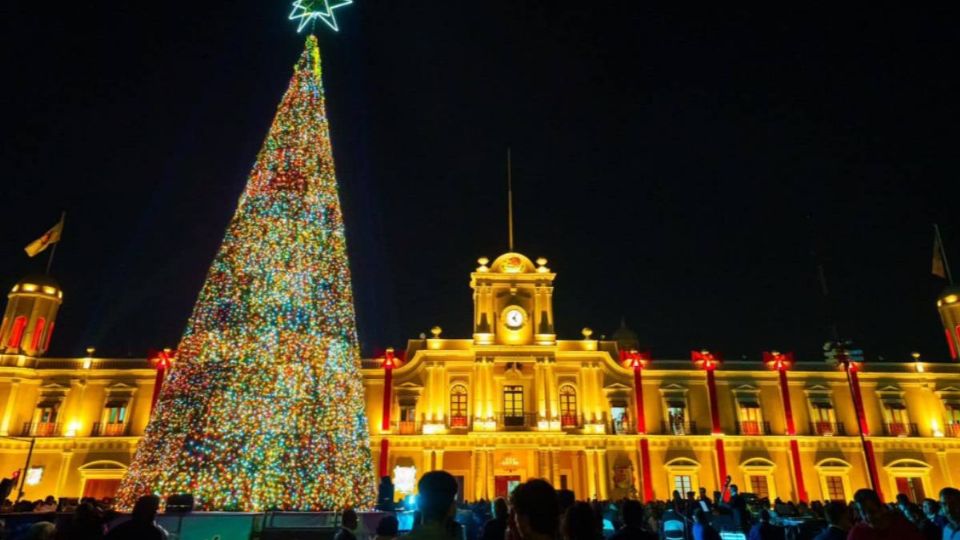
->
xmin=289 ymin=0 xmax=353 ymax=32
xmin=115 ymin=35 xmax=375 ymax=512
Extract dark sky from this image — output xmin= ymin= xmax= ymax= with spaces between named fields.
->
xmin=1 ymin=4 xmax=957 ymax=362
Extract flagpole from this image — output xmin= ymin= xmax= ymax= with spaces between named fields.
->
xmin=935 ymin=224 xmax=954 ymax=285
xmin=45 ymin=212 xmax=65 ymax=275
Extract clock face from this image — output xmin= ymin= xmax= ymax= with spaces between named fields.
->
xmin=504 ymin=307 xmax=525 ymax=329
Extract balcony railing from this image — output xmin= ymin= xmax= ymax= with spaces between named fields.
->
xmin=22 ymin=422 xmax=61 ymax=437
xmin=392 ymin=421 xmax=422 ymax=435
xmin=560 ymin=414 xmax=581 ymax=429
xmin=735 ymin=420 xmax=771 ymax=435
xmin=611 ymin=418 xmax=636 ymax=435
xmin=497 ymin=413 xmax=537 ymax=430
xmin=447 ymin=415 xmax=470 ymax=430
xmin=809 ymin=421 xmax=847 ymax=436
xmin=661 ymin=420 xmax=699 ymax=435
xmin=883 ymin=422 xmax=918 ymax=437
xmin=947 ymin=423 xmax=960 ymax=437
xmin=92 ymin=422 xmax=129 ymax=436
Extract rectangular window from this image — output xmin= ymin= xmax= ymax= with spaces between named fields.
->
xmin=825 ymin=476 xmax=845 ymax=501
xmin=749 ymin=475 xmax=769 ymax=499
xmin=106 ymin=405 xmax=126 ymax=424
xmin=667 ymin=402 xmax=687 ymax=434
xmin=398 ymin=404 xmax=417 ymax=434
xmin=673 ymin=475 xmax=692 ymax=494
xmin=503 ymin=385 xmax=524 ymax=417
xmin=947 ymin=404 xmax=960 ymax=436
xmin=560 ymin=475 xmax=568 ymax=490
xmin=739 ymin=401 xmax=761 ymax=434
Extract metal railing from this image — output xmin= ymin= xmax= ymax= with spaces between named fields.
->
xmin=91 ymin=422 xmax=128 ymax=436
xmin=735 ymin=420 xmax=771 ymax=435
xmin=21 ymin=422 xmax=60 ymax=437
xmin=661 ymin=420 xmax=699 ymax=435
xmin=883 ymin=422 xmax=918 ymax=437
xmin=611 ymin=419 xmax=636 ymax=435
xmin=447 ymin=415 xmax=470 ymax=429
xmin=391 ymin=421 xmax=422 ymax=435
xmin=497 ymin=412 xmax=537 ymax=430
xmin=809 ymin=421 xmax=847 ymax=436
xmin=560 ymin=414 xmax=582 ymax=429
xmin=947 ymin=423 xmax=960 ymax=437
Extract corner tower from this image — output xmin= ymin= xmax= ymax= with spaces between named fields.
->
xmin=938 ymin=286 xmax=960 ymax=360
xmin=471 ymin=252 xmax=556 ymax=346
xmin=0 ymin=275 xmax=63 ymax=356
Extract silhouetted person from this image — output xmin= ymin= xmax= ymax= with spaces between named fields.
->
xmin=105 ymin=495 xmax=168 ymax=540
xmin=726 ymin=484 xmax=749 ymax=533
xmin=378 ymin=476 xmax=396 ymax=512
xmin=511 ymin=479 xmax=560 ymax=540
xmin=375 ymin=515 xmax=400 ymax=540
xmin=336 ymin=509 xmax=360 ymax=540
xmin=691 ymin=510 xmax=720 ymax=540
xmin=941 ymin=487 xmax=960 ymax=540
xmin=482 ymin=498 xmax=509 ymax=540
xmin=561 ymin=502 xmax=601 ymax=540
xmin=747 ymin=510 xmax=782 ymax=540
xmin=57 ymin=501 xmax=106 ymax=539
xmin=848 ymin=488 xmax=922 ymax=540
xmin=609 ymin=499 xmax=656 ymax=540
xmin=812 ymin=501 xmax=850 ymax=540
xmin=557 ymin=490 xmax=576 ymax=517
xmin=402 ymin=470 xmax=461 ymax=540
xmin=903 ymin=504 xmax=939 ymax=540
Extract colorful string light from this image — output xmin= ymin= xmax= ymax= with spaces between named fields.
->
xmin=115 ymin=35 xmax=375 ymax=511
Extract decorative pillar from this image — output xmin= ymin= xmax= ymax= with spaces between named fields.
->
xmin=623 ymin=350 xmax=654 ymax=501
xmin=535 ymin=361 xmax=547 ymax=420
xmin=938 ymin=451 xmax=954 ymax=486
xmin=435 ymin=449 xmax=444 ymax=471
xmin=765 ymin=351 xmax=808 ymax=502
xmin=149 ymin=348 xmax=175 ymax=414
xmin=486 ymin=450 xmax=495 ymax=499
xmin=0 ymin=379 xmax=22 ymax=435
xmin=545 ymin=359 xmax=559 ymax=425
xmin=597 ymin=449 xmax=609 ymax=500
xmin=693 ymin=350 xmax=727 ymax=493
xmin=584 ymin=449 xmax=598 ymax=499
xmin=550 ymin=449 xmax=561 ymax=487
xmin=839 ymin=358 xmax=883 ymax=501
xmin=55 ymin=449 xmax=73 ymax=498
xmin=423 ymin=449 xmax=434 ymax=473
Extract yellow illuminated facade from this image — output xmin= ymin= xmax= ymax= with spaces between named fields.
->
xmin=1 ymin=255 xmax=959 ymax=504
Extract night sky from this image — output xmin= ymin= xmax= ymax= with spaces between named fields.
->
xmin=1 ymin=4 xmax=957 ymax=362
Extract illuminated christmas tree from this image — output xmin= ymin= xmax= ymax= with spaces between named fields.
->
xmin=116 ymin=35 xmax=375 ymax=511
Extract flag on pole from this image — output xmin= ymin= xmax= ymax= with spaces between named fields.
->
xmin=24 ymin=217 xmax=64 ymax=257
xmin=933 ymin=229 xmax=947 ymax=278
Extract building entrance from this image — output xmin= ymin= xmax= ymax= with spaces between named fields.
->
xmin=495 ymin=476 xmax=521 ymax=498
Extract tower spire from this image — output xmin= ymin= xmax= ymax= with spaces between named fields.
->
xmin=507 ymin=147 xmax=514 ymax=251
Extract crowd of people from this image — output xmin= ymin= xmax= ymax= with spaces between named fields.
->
xmin=1 ymin=476 xmax=959 ymax=540
xmin=357 ymin=472 xmax=960 ymax=540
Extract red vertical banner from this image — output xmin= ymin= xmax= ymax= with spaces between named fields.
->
xmin=863 ymin=440 xmax=883 ymax=501
xmin=765 ymin=351 xmax=808 ymax=503
xmin=788 ymin=440 xmax=808 ymax=502
xmin=639 ymin=438 xmax=654 ymax=502
xmin=777 ymin=368 xmax=795 ymax=435
xmin=381 ymin=348 xmax=396 ymax=432
xmin=149 ymin=349 xmax=174 ymax=414
xmin=624 ymin=351 xmax=649 ymax=434
xmin=378 ymin=438 xmax=390 ymax=478
xmin=848 ymin=367 xmax=870 ymax=435
xmin=715 ymin=438 xmax=728 ymax=496
xmin=706 ymin=369 xmax=721 ymax=434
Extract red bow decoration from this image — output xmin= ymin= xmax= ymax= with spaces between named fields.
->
xmin=763 ymin=351 xmax=794 ymax=371
xmin=620 ymin=349 xmax=650 ymax=369
xmin=382 ymin=347 xmax=401 ymax=369
xmin=149 ymin=348 xmax=176 ymax=370
xmin=691 ymin=349 xmax=720 ymax=370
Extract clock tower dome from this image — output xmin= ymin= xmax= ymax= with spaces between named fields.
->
xmin=470 ymin=252 xmax=556 ymax=346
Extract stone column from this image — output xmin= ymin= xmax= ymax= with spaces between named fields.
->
xmin=435 ymin=449 xmax=445 ymax=472
xmin=0 ymin=379 xmax=21 ymax=435
xmin=550 ymin=449 xmax=561 ymax=487
xmin=545 ymin=360 xmax=559 ymax=425
xmin=486 ymin=450 xmax=496 ymax=499
xmin=55 ymin=449 xmax=73 ymax=498
xmin=535 ymin=361 xmax=546 ymax=420
xmin=584 ymin=449 xmax=597 ymax=499
xmin=597 ymin=449 xmax=609 ymax=500
xmin=423 ymin=449 xmax=434 ymax=473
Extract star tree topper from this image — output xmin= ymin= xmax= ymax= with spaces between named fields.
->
xmin=289 ymin=0 xmax=353 ymax=32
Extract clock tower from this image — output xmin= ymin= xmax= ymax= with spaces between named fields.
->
xmin=471 ymin=252 xmax=556 ymax=346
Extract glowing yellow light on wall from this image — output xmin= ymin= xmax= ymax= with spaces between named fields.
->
xmin=25 ymin=467 xmax=43 ymax=486
xmin=21 ymin=284 xmax=37 ymax=292
xmin=945 ymin=294 xmax=959 ymax=304
xmin=65 ymin=421 xmax=81 ymax=437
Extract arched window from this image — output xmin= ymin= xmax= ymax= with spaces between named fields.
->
xmin=30 ymin=317 xmax=46 ymax=351
xmin=450 ymin=385 xmax=468 ymax=427
xmin=7 ymin=316 xmax=27 ymax=348
xmin=560 ymin=385 xmax=578 ymax=427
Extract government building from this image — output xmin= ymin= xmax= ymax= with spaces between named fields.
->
xmin=1 ymin=251 xmax=960 ymax=505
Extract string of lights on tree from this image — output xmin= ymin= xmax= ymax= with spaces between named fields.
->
xmin=115 ymin=32 xmax=375 ymax=511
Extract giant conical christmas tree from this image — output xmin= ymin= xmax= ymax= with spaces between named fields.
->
xmin=116 ymin=35 xmax=375 ymax=511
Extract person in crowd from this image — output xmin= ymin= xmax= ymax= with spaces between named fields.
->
xmin=26 ymin=521 xmax=56 ymax=540
xmin=691 ymin=509 xmax=720 ymax=540
xmin=561 ymin=502 xmax=600 ymax=540
xmin=848 ymin=488 xmax=922 ymax=540
xmin=747 ymin=509 xmax=782 ymax=540
xmin=698 ymin=488 xmax=713 ymax=512
xmin=402 ymin=470 xmax=461 ymax=540
xmin=903 ymin=503 xmax=939 ymax=540
xmin=726 ymin=484 xmax=750 ymax=533
xmin=375 ymin=515 xmax=400 ymax=540
xmin=335 ymin=509 xmax=359 ymax=540
xmin=56 ymin=501 xmax=106 ymax=540
xmin=377 ymin=477 xmax=396 ymax=512
xmin=482 ymin=498 xmax=509 ymax=540
xmin=104 ymin=495 xmax=167 ymax=540
xmin=557 ymin=490 xmax=576 ymax=517
xmin=812 ymin=501 xmax=850 ymax=540
xmin=609 ymin=499 xmax=656 ymax=540
xmin=511 ymin=479 xmax=560 ymax=540
xmin=941 ymin=488 xmax=960 ymax=540
xmin=920 ymin=499 xmax=947 ymax=528
xmin=34 ymin=496 xmax=57 ymax=513
xmin=671 ymin=491 xmax=683 ymax=514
